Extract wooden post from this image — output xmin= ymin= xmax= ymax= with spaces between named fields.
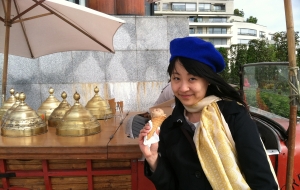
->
xmin=2 ymin=0 xmax=12 ymax=106
xmin=283 ymin=0 xmax=297 ymax=189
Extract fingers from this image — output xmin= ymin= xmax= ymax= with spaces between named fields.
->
xmin=139 ymin=123 xmax=151 ymax=137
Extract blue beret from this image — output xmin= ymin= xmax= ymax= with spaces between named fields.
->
xmin=169 ymin=37 xmax=225 ymax=73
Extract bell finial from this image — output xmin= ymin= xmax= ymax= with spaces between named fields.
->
xmin=61 ymin=91 xmax=67 ymax=99
xmin=9 ymin=88 xmax=15 ymax=95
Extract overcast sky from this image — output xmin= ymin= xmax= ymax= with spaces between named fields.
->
xmin=234 ymin=0 xmax=300 ymax=33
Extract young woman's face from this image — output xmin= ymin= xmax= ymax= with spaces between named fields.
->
xmin=171 ymin=60 xmax=209 ymax=106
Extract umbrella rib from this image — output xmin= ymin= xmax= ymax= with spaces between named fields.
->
xmin=11 ymin=0 xmax=46 ymax=23
xmin=12 ymin=13 xmax=52 ymax=24
xmin=1 ymin=0 xmax=6 ymax=18
xmin=13 ymin=0 xmax=34 ymax=58
xmin=32 ymin=0 xmax=114 ymax=53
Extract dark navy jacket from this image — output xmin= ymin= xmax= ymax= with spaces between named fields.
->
xmin=145 ymin=100 xmax=278 ymax=190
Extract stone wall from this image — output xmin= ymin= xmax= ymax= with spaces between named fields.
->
xmin=0 ymin=16 xmax=189 ymax=112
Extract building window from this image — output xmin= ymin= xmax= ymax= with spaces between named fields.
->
xmin=238 ymin=39 xmax=250 ymax=44
xmin=172 ymin=3 xmax=185 ymax=11
xmin=186 ymin=3 xmax=197 ymax=11
xmin=213 ymin=4 xmax=225 ymax=12
xmin=238 ymin=28 xmax=257 ymax=36
xmin=189 ymin=28 xmax=196 ymax=34
xmin=208 ymin=28 xmax=227 ymax=34
xmin=189 ymin=17 xmax=195 ymax=22
xmin=209 ymin=17 xmax=227 ymax=23
xmin=162 ymin=3 xmax=171 ymax=11
xmin=199 ymin=3 xmax=211 ymax=12
xmin=259 ymin=31 xmax=266 ymax=38
xmin=172 ymin=3 xmax=196 ymax=11
xmin=209 ymin=38 xmax=227 ymax=45
xmin=189 ymin=16 xmax=202 ymax=22
xmin=197 ymin=28 xmax=203 ymax=34
xmin=154 ymin=4 xmax=159 ymax=11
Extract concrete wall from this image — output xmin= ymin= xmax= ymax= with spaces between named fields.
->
xmin=0 ymin=16 xmax=189 ymax=112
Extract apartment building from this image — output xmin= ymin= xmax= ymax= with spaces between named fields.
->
xmin=68 ymin=0 xmax=272 ymax=48
xmin=152 ymin=0 xmax=272 ymax=48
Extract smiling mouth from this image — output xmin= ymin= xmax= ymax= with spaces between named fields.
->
xmin=180 ymin=94 xmax=191 ymax=98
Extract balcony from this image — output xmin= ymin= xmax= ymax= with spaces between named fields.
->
xmin=189 ymin=30 xmax=234 ymax=38
xmin=238 ymin=32 xmax=257 ymax=37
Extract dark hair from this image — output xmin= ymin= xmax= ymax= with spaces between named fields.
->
xmin=167 ymin=57 xmax=246 ymax=107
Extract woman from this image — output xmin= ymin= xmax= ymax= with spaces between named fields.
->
xmin=139 ymin=37 xmax=278 ymax=190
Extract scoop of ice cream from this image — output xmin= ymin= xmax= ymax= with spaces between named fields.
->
xmin=151 ymin=108 xmax=166 ymax=118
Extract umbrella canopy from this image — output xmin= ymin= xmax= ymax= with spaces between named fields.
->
xmin=0 ymin=0 xmax=125 ymax=101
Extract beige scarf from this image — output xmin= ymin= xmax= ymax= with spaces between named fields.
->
xmin=184 ymin=95 xmax=278 ymax=190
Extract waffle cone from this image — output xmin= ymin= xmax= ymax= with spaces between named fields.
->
xmin=147 ymin=115 xmax=166 ymax=140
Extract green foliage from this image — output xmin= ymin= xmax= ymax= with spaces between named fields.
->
xmin=244 ymin=88 xmax=257 ymax=107
xmin=273 ymin=31 xmax=289 ymax=61
xmin=297 ymin=48 xmax=300 ymax=67
xmin=244 ymin=87 xmax=292 ymax=118
xmin=234 ymin=9 xmax=244 ymax=17
xmin=226 ymin=31 xmax=300 ymax=118
xmin=246 ymin=16 xmax=258 ymax=24
xmin=217 ymin=47 xmax=231 ymax=82
xmin=247 ymin=39 xmax=276 ymax=63
xmin=273 ymin=31 xmax=299 ymax=61
xmin=260 ymin=90 xmax=290 ymax=118
xmin=228 ymin=44 xmax=248 ymax=84
xmin=254 ymin=65 xmax=282 ymax=88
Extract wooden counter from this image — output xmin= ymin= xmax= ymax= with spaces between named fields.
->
xmin=0 ymin=112 xmax=155 ymax=190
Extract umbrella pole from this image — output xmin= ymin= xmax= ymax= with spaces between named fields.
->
xmin=283 ymin=0 xmax=297 ymax=189
xmin=1 ymin=0 xmax=11 ymax=106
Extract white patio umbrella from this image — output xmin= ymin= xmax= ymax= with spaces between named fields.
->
xmin=0 ymin=0 xmax=125 ymax=102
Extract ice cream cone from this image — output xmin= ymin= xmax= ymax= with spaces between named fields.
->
xmin=147 ymin=115 xmax=166 ymax=140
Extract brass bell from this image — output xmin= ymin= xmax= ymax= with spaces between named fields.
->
xmin=1 ymin=92 xmax=20 ymax=124
xmin=0 ymin=88 xmax=16 ymax=120
xmin=37 ymin=87 xmax=60 ymax=121
xmin=56 ymin=92 xmax=101 ymax=136
xmin=48 ymin=91 xmax=71 ymax=127
xmin=1 ymin=92 xmax=47 ymax=137
xmin=85 ymin=86 xmax=113 ymax=120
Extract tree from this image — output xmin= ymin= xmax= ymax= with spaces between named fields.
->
xmin=246 ymin=16 xmax=258 ymax=24
xmin=247 ymin=39 xmax=276 ymax=63
xmin=217 ymin=47 xmax=230 ymax=82
xmin=273 ymin=31 xmax=299 ymax=62
xmin=228 ymin=44 xmax=248 ymax=84
xmin=234 ymin=9 xmax=244 ymax=17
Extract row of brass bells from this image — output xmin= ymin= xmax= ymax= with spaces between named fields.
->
xmin=85 ymin=86 xmax=113 ymax=120
xmin=56 ymin=92 xmax=101 ymax=136
xmin=48 ymin=91 xmax=71 ymax=127
xmin=37 ymin=87 xmax=60 ymax=122
xmin=1 ymin=92 xmax=47 ymax=137
xmin=0 ymin=88 xmax=17 ymax=120
xmin=0 ymin=87 xmax=101 ymax=137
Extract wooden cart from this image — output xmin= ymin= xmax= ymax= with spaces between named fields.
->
xmin=0 ymin=112 xmax=155 ymax=190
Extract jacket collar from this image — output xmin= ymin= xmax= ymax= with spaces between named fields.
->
xmin=169 ymin=104 xmax=195 ymax=133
